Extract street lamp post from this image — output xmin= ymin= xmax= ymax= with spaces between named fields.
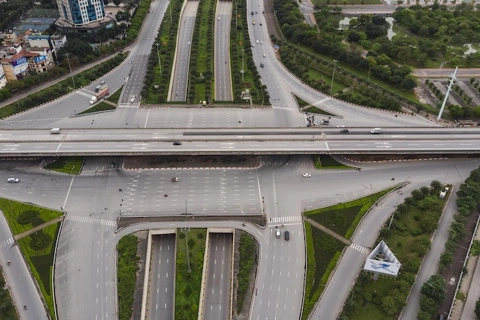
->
xmin=181 ymin=228 xmax=192 ymax=273
xmin=330 ymin=59 xmax=338 ymax=95
xmin=155 ymin=43 xmax=162 ymax=75
xmin=65 ymin=53 xmax=76 ymax=88
xmin=241 ymin=49 xmax=245 ymax=82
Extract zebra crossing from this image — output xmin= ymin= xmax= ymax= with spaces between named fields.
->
xmin=65 ymin=215 xmax=116 ymax=227
xmin=261 ymin=161 xmax=311 ymax=167
xmin=0 ymin=237 xmax=14 ymax=248
xmin=350 ymin=243 xmax=370 ymax=254
xmin=269 ymin=216 xmax=302 ymax=224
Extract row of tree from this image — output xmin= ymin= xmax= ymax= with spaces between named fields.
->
xmin=143 ymin=0 xmax=184 ymax=103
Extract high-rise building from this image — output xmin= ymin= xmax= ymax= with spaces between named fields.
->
xmin=56 ymin=0 xmax=105 ymax=26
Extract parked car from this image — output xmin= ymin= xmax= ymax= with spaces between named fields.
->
xmin=7 ymin=178 xmax=19 ymax=183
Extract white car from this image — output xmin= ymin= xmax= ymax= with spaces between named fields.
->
xmin=302 ymin=173 xmax=311 ymax=178
xmin=7 ymin=178 xmax=19 ymax=183
xmin=262 ymin=54 xmax=266 ymax=57
xmin=217 ymin=16 xmax=220 ymax=20
xmin=256 ymin=40 xmax=259 ymax=44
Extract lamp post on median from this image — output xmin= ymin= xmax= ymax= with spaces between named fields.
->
xmin=65 ymin=53 xmax=75 ymax=88
xmin=330 ymin=59 xmax=338 ymax=95
xmin=181 ymin=227 xmax=192 ymax=273
xmin=155 ymin=43 xmax=162 ymax=75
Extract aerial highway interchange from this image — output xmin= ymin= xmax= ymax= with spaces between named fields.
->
xmin=0 ymin=0 xmax=478 ymax=319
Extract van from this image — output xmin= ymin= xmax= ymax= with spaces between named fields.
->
xmin=50 ymin=128 xmax=60 ymax=134
xmin=320 ymin=119 xmax=329 ymax=125
xmin=370 ymin=128 xmax=382 ymax=134
xmin=275 ymin=228 xmax=281 ymax=238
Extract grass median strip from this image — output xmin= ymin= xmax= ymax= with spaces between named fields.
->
xmin=44 ymin=157 xmax=85 ymax=175
xmin=78 ymin=101 xmax=116 ymax=115
xmin=236 ymin=231 xmax=256 ymax=313
xmin=175 ymin=228 xmax=206 ymax=320
xmin=313 ymin=155 xmax=351 ymax=170
xmin=0 ymin=198 xmax=63 ymax=320
xmin=117 ymin=235 xmax=140 ymax=320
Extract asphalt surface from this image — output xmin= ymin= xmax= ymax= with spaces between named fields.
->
xmin=1 ymin=138 xmax=480 ymax=156
xmin=148 ymin=233 xmax=175 ymax=320
xmin=214 ymin=2 xmax=233 ymax=101
xmin=202 ymin=232 xmax=233 ymax=319
xmin=169 ymin=2 xmax=198 ymax=102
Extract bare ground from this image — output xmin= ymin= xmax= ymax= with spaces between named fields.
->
xmin=436 ymin=211 xmax=480 ymax=319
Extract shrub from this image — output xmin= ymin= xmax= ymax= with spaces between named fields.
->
xmin=17 ymin=210 xmax=40 ymax=225
xmin=29 ymin=232 xmax=52 ymax=251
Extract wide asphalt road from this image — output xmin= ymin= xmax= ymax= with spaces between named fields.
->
xmin=214 ymin=1 xmax=233 ymax=101
xmin=202 ymin=232 xmax=233 ymax=319
xmin=169 ymin=2 xmax=198 ymax=101
xmin=148 ymin=233 xmax=176 ymax=320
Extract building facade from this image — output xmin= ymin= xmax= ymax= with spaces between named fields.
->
xmin=56 ymin=0 xmax=105 ymax=26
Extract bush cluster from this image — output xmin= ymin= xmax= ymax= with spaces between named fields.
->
xmin=29 ymin=232 xmax=52 ymax=251
xmin=117 ymin=235 xmax=140 ymax=320
xmin=17 ymin=210 xmax=40 ymax=225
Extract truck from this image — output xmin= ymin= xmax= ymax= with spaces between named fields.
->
xmin=90 ymin=84 xmax=109 ymax=104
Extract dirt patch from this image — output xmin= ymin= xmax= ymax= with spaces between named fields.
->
xmin=124 ymin=155 xmax=260 ymax=169
xmin=263 ymin=0 xmax=283 ymax=40
xmin=436 ymin=211 xmax=480 ymax=319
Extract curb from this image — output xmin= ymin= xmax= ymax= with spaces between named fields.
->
xmin=345 ymin=157 xmax=449 ymax=163
xmin=123 ymin=165 xmax=260 ymax=170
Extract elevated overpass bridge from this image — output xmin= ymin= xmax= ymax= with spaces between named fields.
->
xmin=0 ymin=127 xmax=479 ymax=156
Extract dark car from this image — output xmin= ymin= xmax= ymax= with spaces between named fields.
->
xmin=340 ymin=129 xmax=349 ymax=133
xmin=260 ymin=63 xmax=264 ymax=68
xmin=284 ymin=231 xmax=290 ymax=241
xmin=173 ymin=141 xmax=182 ymax=145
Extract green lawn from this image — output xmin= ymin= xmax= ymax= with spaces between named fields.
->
xmin=78 ymin=102 xmax=116 ymax=115
xmin=303 ymin=106 xmax=335 ymax=116
xmin=107 ymin=86 xmax=123 ymax=103
xmin=313 ymin=155 xmax=351 ymax=170
xmin=236 ymin=232 xmax=256 ymax=313
xmin=303 ymin=222 xmax=345 ymax=320
xmin=117 ymin=235 xmax=140 ymax=320
xmin=0 ymin=198 xmax=63 ymax=320
xmin=305 ymin=186 xmax=396 ymax=239
xmin=175 ymin=229 xmax=206 ymax=320
xmin=306 ymin=69 xmax=347 ymax=95
xmin=44 ymin=157 xmax=85 ymax=175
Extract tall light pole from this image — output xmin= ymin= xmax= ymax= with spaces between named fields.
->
xmin=65 ymin=53 xmax=75 ymax=88
xmin=181 ymin=228 xmax=191 ymax=273
xmin=155 ymin=43 xmax=162 ymax=75
xmin=241 ymin=49 xmax=245 ymax=82
xmin=437 ymin=66 xmax=458 ymax=122
xmin=330 ymin=59 xmax=338 ymax=95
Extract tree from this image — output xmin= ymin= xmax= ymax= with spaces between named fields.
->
xmin=113 ymin=0 xmax=121 ymax=6
xmin=421 ymin=275 xmax=446 ymax=304
xmin=447 ymin=104 xmax=464 ymax=120
xmin=397 ymin=203 xmax=408 ymax=214
xmin=381 ymin=296 xmax=398 ymax=315
xmin=430 ymin=180 xmax=442 ymax=192
xmin=475 ymin=298 xmax=480 ymax=319
xmin=404 ymin=197 xmax=415 ymax=207
xmin=411 ymin=189 xmax=424 ymax=200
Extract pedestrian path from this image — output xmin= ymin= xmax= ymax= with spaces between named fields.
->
xmin=350 ymin=242 xmax=370 ymax=254
xmin=65 ymin=215 xmax=116 ymax=227
xmin=269 ymin=216 xmax=302 ymax=224
xmin=0 ymin=237 xmax=14 ymax=248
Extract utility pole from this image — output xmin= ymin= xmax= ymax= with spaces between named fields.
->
xmin=437 ymin=67 xmax=458 ymax=122
xmin=330 ymin=59 xmax=338 ymax=95
xmin=155 ymin=43 xmax=162 ymax=75
xmin=65 ymin=53 xmax=76 ymax=88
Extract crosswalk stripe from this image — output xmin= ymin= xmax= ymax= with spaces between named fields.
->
xmin=350 ymin=243 xmax=370 ymax=254
xmin=66 ymin=215 xmax=116 ymax=227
